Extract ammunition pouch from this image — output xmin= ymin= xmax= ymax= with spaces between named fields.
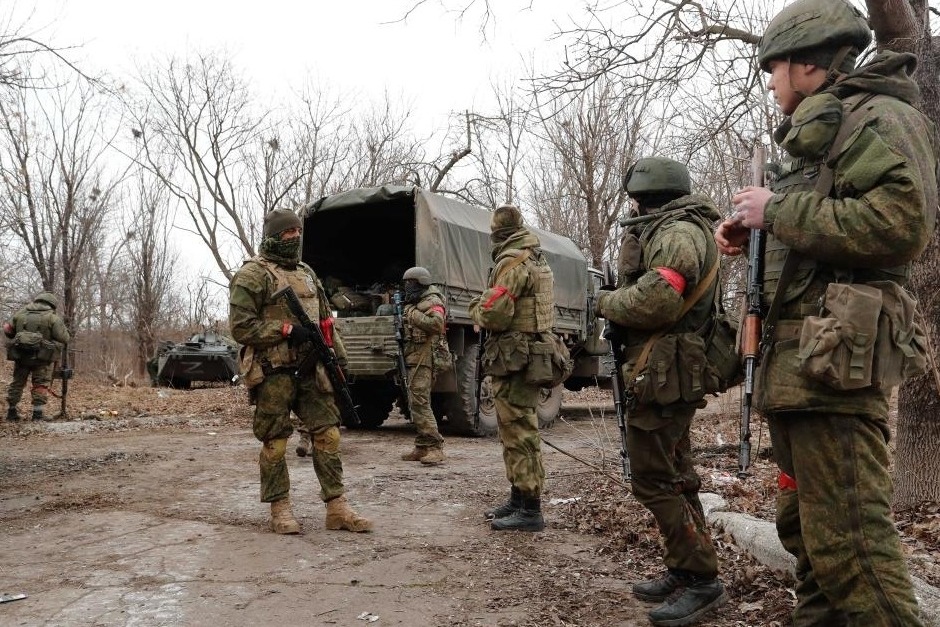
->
xmin=431 ymin=336 xmax=453 ymax=376
xmin=6 ymin=331 xmax=57 ymax=365
xmin=238 ymin=345 xmax=265 ymax=389
xmin=524 ymin=332 xmax=573 ymax=388
xmin=482 ymin=332 xmax=529 ymax=377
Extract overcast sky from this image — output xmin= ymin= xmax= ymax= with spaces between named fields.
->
xmin=28 ymin=0 xmax=575 ymax=131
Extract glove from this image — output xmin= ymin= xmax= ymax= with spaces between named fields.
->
xmin=285 ymin=324 xmax=314 ymax=348
xmin=592 ymin=289 xmax=613 ymax=318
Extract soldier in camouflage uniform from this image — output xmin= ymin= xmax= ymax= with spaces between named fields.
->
xmin=229 ymin=208 xmax=372 ymax=535
xmin=4 ymin=292 xmax=70 ymax=422
xmin=399 ymin=266 xmax=448 ymax=465
xmin=595 ymin=158 xmax=726 ymax=626
xmin=469 ymin=204 xmax=552 ymax=532
xmin=716 ymin=0 xmax=938 ymax=624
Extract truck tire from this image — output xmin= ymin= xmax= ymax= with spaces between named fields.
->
xmin=536 ymin=384 xmax=563 ymax=429
xmin=444 ymin=342 xmax=497 ymax=437
xmin=347 ymin=382 xmax=396 ymax=429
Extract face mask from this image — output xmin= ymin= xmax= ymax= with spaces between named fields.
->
xmin=404 ymin=280 xmax=424 ymax=303
xmin=260 ymin=236 xmax=301 ymax=263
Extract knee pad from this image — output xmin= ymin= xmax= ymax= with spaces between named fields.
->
xmin=261 ymin=438 xmax=288 ymax=463
xmin=313 ymin=426 xmax=341 ymax=454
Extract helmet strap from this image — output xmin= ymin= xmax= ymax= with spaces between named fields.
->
xmin=822 ymin=45 xmax=853 ymax=89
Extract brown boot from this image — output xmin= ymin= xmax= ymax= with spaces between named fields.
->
xmin=419 ymin=447 xmax=445 ymax=465
xmin=270 ymin=497 xmax=301 ymax=534
xmin=401 ymin=446 xmax=429 ymax=461
xmin=325 ymin=495 xmax=373 ymax=532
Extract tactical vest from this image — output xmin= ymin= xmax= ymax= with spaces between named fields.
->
xmin=251 ymin=256 xmax=324 ymax=369
xmin=404 ymin=291 xmax=443 ymax=347
xmin=766 ymin=93 xmax=911 ymax=319
xmin=504 ymin=251 xmax=554 ymax=333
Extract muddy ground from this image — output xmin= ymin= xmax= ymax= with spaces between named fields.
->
xmin=1 ymin=373 xmax=937 ymax=627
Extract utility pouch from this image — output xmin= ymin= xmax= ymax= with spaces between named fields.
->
xmin=703 ymin=313 xmax=743 ymax=392
xmin=870 ymin=281 xmax=928 ymax=389
xmin=239 ymin=345 xmax=265 ymax=389
xmin=632 ymin=335 xmax=681 ymax=405
xmin=8 ymin=330 xmax=56 ymax=363
xmin=676 ymin=333 xmax=710 ymax=403
xmin=431 ymin=336 xmax=453 ymax=376
xmin=798 ymin=283 xmax=881 ymax=390
xmin=482 ymin=332 xmax=529 ymax=377
xmin=525 ymin=338 xmax=554 ymax=386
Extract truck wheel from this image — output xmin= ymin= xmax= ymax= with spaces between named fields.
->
xmin=444 ymin=341 xmax=497 ymax=437
xmin=536 ymin=384 xmax=563 ymax=429
xmin=347 ymin=382 xmax=395 ymax=430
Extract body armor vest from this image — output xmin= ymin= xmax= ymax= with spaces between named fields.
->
xmin=506 ymin=252 xmax=555 ymax=333
xmin=253 ymin=257 xmax=323 ymax=368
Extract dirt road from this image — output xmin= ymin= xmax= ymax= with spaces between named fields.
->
xmin=1 ymin=396 xmax=655 ymax=627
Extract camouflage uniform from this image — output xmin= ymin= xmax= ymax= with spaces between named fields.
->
xmin=749 ymin=2 xmax=938 ymax=624
xmin=402 ymin=282 xmax=447 ymax=458
xmin=4 ymin=293 xmax=70 ymax=421
xmin=470 ymin=204 xmax=554 ymax=532
xmin=229 ymin=208 xmax=371 ymax=534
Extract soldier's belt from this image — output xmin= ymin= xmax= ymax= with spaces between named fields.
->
xmin=773 ymin=320 xmax=802 ymax=341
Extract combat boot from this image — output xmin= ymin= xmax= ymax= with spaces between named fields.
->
xmin=5 ymin=406 xmax=19 ymax=422
xmin=648 ymin=577 xmax=726 ymax=626
xmin=295 ymin=431 xmax=313 ymax=457
xmin=490 ymin=496 xmax=544 ymax=532
xmin=419 ymin=447 xmax=445 ymax=465
xmin=632 ymin=570 xmax=691 ymax=602
xmin=401 ymin=446 xmax=429 ymax=461
xmin=269 ymin=497 xmax=301 ymax=535
xmin=325 ymin=495 xmax=373 ymax=532
xmin=484 ymin=485 xmax=522 ymax=520
xmin=32 ymin=408 xmax=46 ymax=422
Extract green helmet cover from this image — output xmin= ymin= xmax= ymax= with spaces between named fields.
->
xmin=623 ymin=157 xmax=691 ymax=196
xmin=35 ymin=291 xmax=58 ymax=309
xmin=758 ymin=0 xmax=871 ymax=72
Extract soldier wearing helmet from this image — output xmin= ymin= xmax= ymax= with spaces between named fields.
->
xmin=4 ymin=291 xmax=70 ymax=422
xmin=595 ymin=158 xmax=727 ymax=625
xmin=469 ymin=203 xmax=556 ymax=532
xmin=229 ymin=208 xmax=372 ymax=536
xmin=716 ymin=0 xmax=937 ymax=624
xmin=398 ymin=266 xmax=450 ymax=464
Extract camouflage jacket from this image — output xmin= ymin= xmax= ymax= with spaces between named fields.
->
xmin=597 ymin=194 xmax=720 ymax=344
xmin=756 ymin=51 xmax=939 ymax=416
xmin=403 ymin=286 xmax=446 ymax=365
xmin=9 ymin=301 xmax=70 ymax=347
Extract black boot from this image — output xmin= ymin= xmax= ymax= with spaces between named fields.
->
xmin=632 ymin=570 xmax=690 ymax=602
xmin=648 ymin=577 xmax=726 ymax=626
xmin=484 ymin=486 xmax=522 ymax=520
xmin=5 ymin=406 xmax=19 ymax=422
xmin=490 ymin=496 xmax=544 ymax=532
xmin=32 ymin=408 xmax=45 ymax=422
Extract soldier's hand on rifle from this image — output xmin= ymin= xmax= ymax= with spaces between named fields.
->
xmin=731 ymin=185 xmax=772 ymax=229
xmin=592 ymin=289 xmax=613 ymax=319
xmin=282 ymin=323 xmax=313 ymax=348
xmin=715 ymin=218 xmax=750 ymax=256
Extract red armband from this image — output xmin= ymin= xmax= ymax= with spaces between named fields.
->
xmin=281 ymin=322 xmax=292 ymax=338
xmin=483 ymin=286 xmax=517 ymax=309
xmin=428 ymin=305 xmax=446 ymax=317
xmin=320 ymin=317 xmax=334 ymax=347
xmin=654 ymin=267 xmax=686 ymax=294
xmin=778 ymin=472 xmax=797 ymax=491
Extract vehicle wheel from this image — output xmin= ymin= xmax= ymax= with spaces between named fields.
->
xmin=169 ymin=378 xmax=191 ymax=390
xmin=443 ymin=340 xmax=496 ymax=436
xmin=347 ymin=382 xmax=396 ymax=429
xmin=536 ymin=384 xmax=563 ymax=430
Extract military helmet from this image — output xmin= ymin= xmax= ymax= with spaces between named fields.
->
xmin=402 ymin=266 xmax=433 ymax=286
xmin=35 ymin=291 xmax=58 ymax=309
xmin=623 ymin=157 xmax=691 ymax=197
xmin=758 ymin=0 xmax=871 ymax=72
xmin=490 ymin=204 xmax=524 ymax=232
xmin=262 ymin=208 xmax=302 ymax=238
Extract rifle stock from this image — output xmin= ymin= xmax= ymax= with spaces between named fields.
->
xmin=392 ymin=291 xmax=412 ymax=420
xmin=739 ymin=144 xmax=767 ymax=478
xmin=272 ymin=286 xmax=361 ymax=427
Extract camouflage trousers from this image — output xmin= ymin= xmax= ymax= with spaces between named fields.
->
xmin=407 ymin=363 xmax=443 ymax=449
xmin=627 ymin=403 xmax=718 ymax=577
xmin=6 ymin=361 xmax=53 ymax=409
xmin=252 ymin=370 xmax=345 ymax=503
xmin=491 ymin=372 xmax=544 ymax=497
xmin=769 ymin=411 xmax=922 ymax=627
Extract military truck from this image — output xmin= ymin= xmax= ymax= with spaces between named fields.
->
xmin=302 ymin=186 xmax=610 ymax=436
xmin=148 ymin=331 xmax=239 ymax=389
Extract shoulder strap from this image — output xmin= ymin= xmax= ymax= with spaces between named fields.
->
xmin=492 ymin=249 xmax=532 ymax=285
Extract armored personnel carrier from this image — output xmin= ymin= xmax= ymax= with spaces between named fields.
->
xmin=302 ymin=186 xmax=610 ymax=436
xmin=148 ymin=331 xmax=239 ymax=389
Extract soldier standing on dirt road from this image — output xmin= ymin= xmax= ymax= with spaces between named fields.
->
xmin=470 ymin=204 xmax=554 ymax=533
xmin=715 ymin=0 xmax=938 ymax=624
xmin=4 ymin=292 xmax=70 ymax=422
xmin=398 ymin=266 xmax=449 ymax=465
xmin=594 ymin=158 xmax=726 ymax=626
xmin=229 ymin=208 xmax=372 ymax=535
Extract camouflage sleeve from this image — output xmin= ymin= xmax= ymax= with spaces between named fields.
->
xmin=409 ymin=295 xmax=446 ymax=335
xmin=596 ymin=223 xmax=705 ymax=330
xmin=52 ymin=315 xmax=71 ymax=344
xmin=766 ymin=107 xmax=935 ymax=268
xmin=228 ymin=263 xmax=284 ymax=348
xmin=470 ymin=255 xmax=529 ymax=332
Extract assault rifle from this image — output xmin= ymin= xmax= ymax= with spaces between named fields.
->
xmin=739 ymin=144 xmax=767 ymax=478
xmin=52 ymin=344 xmax=74 ymax=419
xmin=272 ymin=286 xmax=361 ymax=428
xmin=391 ymin=291 xmax=412 ymax=420
xmin=472 ymin=327 xmax=486 ymax=432
xmin=603 ymin=264 xmax=631 ymax=481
